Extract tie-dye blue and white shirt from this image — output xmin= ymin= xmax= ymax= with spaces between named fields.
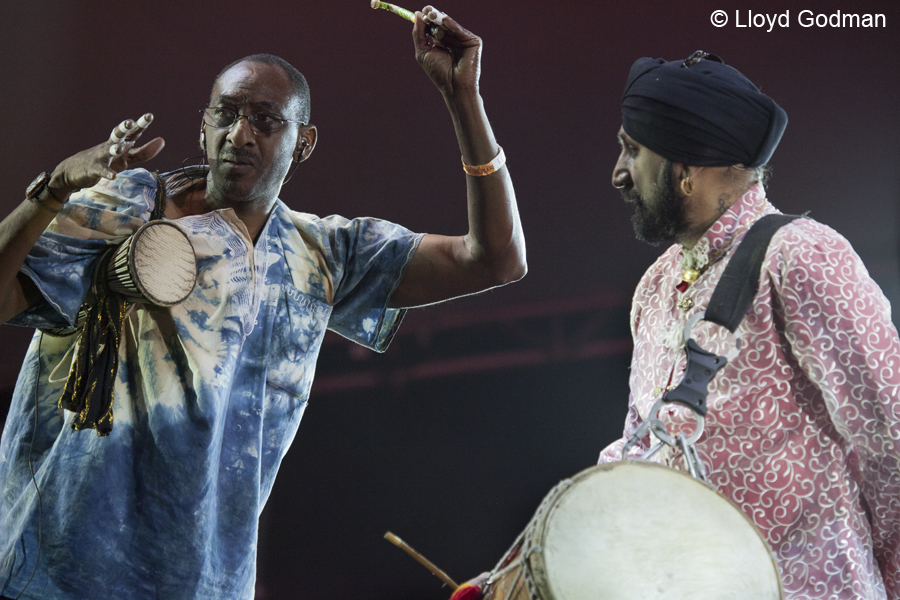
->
xmin=0 ymin=168 xmax=422 ymax=600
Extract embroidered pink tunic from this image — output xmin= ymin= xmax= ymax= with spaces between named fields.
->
xmin=598 ymin=184 xmax=900 ymax=599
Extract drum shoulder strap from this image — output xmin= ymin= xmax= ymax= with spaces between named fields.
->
xmin=705 ymin=214 xmax=801 ymax=333
xmin=663 ymin=213 xmax=802 ymax=417
xmin=150 ymin=172 xmax=167 ymax=221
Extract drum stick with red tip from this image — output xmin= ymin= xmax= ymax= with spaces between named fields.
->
xmin=384 ymin=531 xmax=459 ymax=590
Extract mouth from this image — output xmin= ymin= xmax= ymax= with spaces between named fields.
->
xmin=222 ymin=156 xmax=255 ymax=167
xmin=218 ymin=155 xmax=257 ymax=176
xmin=620 ymin=187 xmax=640 ymax=205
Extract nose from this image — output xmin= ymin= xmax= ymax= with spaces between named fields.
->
xmin=612 ymin=151 xmax=631 ymax=189
xmin=226 ymin=115 xmax=256 ymax=148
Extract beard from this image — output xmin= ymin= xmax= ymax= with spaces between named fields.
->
xmin=620 ymin=159 xmax=687 ymax=245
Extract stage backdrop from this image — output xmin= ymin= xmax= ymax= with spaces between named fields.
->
xmin=0 ymin=1 xmax=897 ymax=598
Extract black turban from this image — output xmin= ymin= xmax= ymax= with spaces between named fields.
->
xmin=621 ymin=52 xmax=787 ymax=167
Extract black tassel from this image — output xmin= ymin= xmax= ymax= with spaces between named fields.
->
xmin=58 ymin=249 xmax=128 ymax=436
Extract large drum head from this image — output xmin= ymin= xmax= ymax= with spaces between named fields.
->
xmin=530 ymin=461 xmax=782 ymax=600
xmin=108 ymin=221 xmax=197 ymax=306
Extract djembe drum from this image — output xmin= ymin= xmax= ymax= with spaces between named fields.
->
xmin=482 ymin=460 xmax=782 ymax=600
xmin=106 ymin=220 xmax=197 ymax=306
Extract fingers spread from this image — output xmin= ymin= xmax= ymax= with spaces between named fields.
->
xmin=136 ymin=113 xmax=153 ymax=129
xmin=129 ymin=137 xmax=165 ymax=163
xmin=108 ymin=113 xmax=154 ymax=158
xmin=109 ymin=120 xmax=134 ymax=144
xmin=123 ymin=113 xmax=153 ymax=144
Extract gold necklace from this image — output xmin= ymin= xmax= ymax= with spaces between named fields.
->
xmin=681 ymin=199 xmax=768 ymax=285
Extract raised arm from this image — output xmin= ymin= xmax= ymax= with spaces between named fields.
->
xmin=0 ymin=116 xmax=164 ymax=324
xmin=388 ymin=8 xmax=526 ymax=308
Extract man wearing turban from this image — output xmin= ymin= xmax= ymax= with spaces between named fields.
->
xmin=596 ymin=52 xmax=900 ymax=598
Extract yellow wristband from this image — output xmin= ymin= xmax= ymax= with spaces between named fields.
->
xmin=462 ymin=146 xmax=506 ymax=176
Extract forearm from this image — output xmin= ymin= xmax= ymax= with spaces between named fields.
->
xmin=0 ymin=198 xmax=61 ymax=323
xmin=445 ymin=89 xmax=526 ymax=283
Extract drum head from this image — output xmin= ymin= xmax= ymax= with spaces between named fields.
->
xmin=131 ymin=221 xmax=197 ymax=306
xmin=533 ymin=461 xmax=782 ymax=600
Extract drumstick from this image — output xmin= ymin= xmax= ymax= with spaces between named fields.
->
xmin=370 ymin=0 xmax=416 ymax=23
xmin=384 ymin=531 xmax=459 ymax=590
xmin=370 ymin=1 xmax=446 ymax=36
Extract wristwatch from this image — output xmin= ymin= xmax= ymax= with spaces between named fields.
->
xmin=25 ymin=171 xmax=52 ymax=200
xmin=26 ymin=171 xmax=65 ymax=213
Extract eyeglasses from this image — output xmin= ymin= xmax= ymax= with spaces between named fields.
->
xmin=200 ymin=107 xmax=305 ymax=135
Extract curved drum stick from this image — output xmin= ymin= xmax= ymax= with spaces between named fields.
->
xmin=384 ymin=531 xmax=459 ymax=590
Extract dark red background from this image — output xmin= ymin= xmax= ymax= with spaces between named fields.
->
xmin=1 ymin=1 xmax=897 ymax=598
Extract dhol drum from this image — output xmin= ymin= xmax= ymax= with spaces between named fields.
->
xmin=482 ymin=460 xmax=782 ymax=600
xmin=106 ymin=220 xmax=197 ymax=306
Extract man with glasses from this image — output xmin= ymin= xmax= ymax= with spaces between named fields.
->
xmin=0 ymin=12 xmax=524 ymax=600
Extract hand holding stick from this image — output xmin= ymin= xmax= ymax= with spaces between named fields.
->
xmin=370 ymin=1 xmax=446 ymax=38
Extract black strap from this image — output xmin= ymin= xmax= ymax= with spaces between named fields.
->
xmin=150 ymin=172 xmax=167 ymax=221
xmin=705 ymin=214 xmax=801 ymax=333
xmin=663 ymin=213 xmax=801 ymax=415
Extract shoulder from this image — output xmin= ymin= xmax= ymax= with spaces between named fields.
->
xmin=276 ymin=202 xmax=412 ymax=247
xmin=275 ymin=203 xmax=342 ymax=250
xmin=763 ymin=216 xmax=884 ymax=318
xmin=766 ymin=216 xmax=861 ymax=276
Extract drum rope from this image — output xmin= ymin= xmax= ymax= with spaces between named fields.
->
xmin=486 ymin=478 xmax=574 ymax=600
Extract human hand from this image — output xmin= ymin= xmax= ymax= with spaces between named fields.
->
xmin=49 ymin=113 xmax=165 ymax=198
xmin=413 ymin=6 xmax=482 ymax=97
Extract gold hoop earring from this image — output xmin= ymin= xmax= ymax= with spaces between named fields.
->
xmin=680 ymin=177 xmax=695 ymax=196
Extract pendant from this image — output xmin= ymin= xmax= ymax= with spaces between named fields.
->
xmin=677 ymin=297 xmax=694 ymax=311
xmin=682 ymin=269 xmax=700 ymax=284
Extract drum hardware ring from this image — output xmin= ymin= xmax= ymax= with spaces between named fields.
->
xmin=621 ymin=396 xmax=706 ymax=465
xmin=677 ymin=432 xmax=709 ymax=482
xmin=621 ymin=310 xmax=742 ymax=480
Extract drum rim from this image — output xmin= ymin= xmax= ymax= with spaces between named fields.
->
xmin=526 ymin=460 xmax=785 ymax=600
xmin=126 ymin=220 xmax=198 ymax=307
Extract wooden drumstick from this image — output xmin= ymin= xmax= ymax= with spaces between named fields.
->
xmin=384 ymin=531 xmax=459 ymax=590
xmin=370 ymin=1 xmax=445 ymax=37
xmin=370 ymin=0 xmax=416 ymax=22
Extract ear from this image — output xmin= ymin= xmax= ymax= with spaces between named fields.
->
xmin=199 ymin=122 xmax=207 ymax=151
xmin=293 ymin=125 xmax=318 ymax=163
